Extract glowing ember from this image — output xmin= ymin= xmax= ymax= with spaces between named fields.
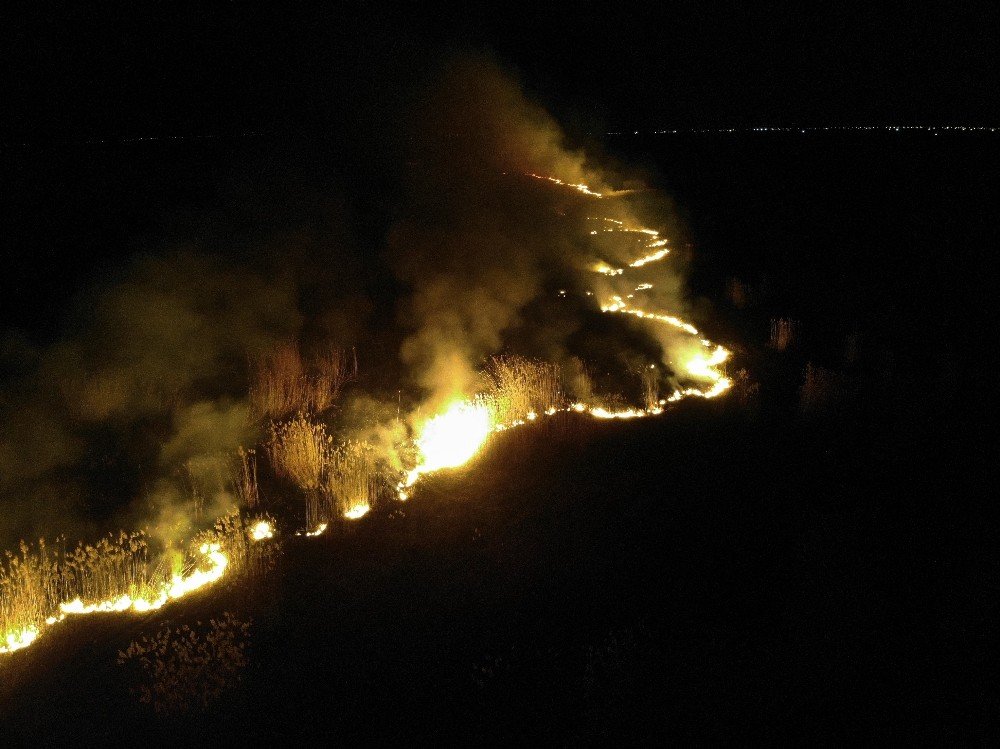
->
xmin=344 ymin=505 xmax=370 ymax=520
xmin=629 ymin=248 xmax=670 ymax=267
xmin=250 ymin=520 xmax=275 ymax=541
xmin=527 ymin=172 xmax=602 ymax=197
xmin=685 ymin=346 xmax=730 ymax=380
xmin=406 ymin=400 xmax=492 ymax=487
xmin=304 ymin=523 xmax=328 ymax=537
xmin=0 ymin=626 xmax=39 ymax=654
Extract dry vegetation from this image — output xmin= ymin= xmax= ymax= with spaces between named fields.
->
xmin=233 ymin=447 xmax=259 ymax=510
xmin=62 ymin=532 xmax=169 ymax=605
xmin=769 ymin=317 xmax=800 ymax=351
xmin=482 ymin=355 xmax=564 ymax=424
xmin=250 ymin=342 xmax=356 ymax=420
xmin=199 ymin=510 xmax=279 ymax=580
xmin=733 ymin=368 xmax=761 ymax=412
xmin=1 ymin=513 xmax=274 ymax=649
xmin=267 ymin=412 xmax=386 ymax=527
xmin=321 ymin=441 xmax=383 ymax=520
xmin=1 ymin=533 xmax=171 ymax=643
xmin=266 ymin=414 xmax=329 ymax=494
xmin=641 ymin=366 xmax=660 ymax=411
xmin=799 ymin=361 xmax=843 ymax=414
xmin=117 ymin=612 xmax=252 ymax=715
xmin=0 ymin=539 xmax=64 ymax=645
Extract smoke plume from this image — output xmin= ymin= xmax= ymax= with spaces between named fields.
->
xmin=0 ymin=53 xmax=706 ymax=546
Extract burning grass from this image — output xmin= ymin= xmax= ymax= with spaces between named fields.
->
xmin=321 ymin=441 xmax=382 ymax=522
xmin=482 ymin=355 xmax=564 ymax=426
xmin=267 ymin=412 xmax=387 ymax=526
xmin=2 ymin=169 xmax=737 ymax=665
xmin=1 ymin=512 xmax=276 ymax=654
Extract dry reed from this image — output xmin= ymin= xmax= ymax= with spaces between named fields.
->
xmin=266 ymin=414 xmax=329 ymax=493
xmin=250 ymin=342 xmax=356 ymax=419
xmin=769 ymin=318 xmax=799 ymax=351
xmin=233 ymin=447 xmax=259 ymax=509
xmin=483 ymin=355 xmax=564 ymax=425
xmin=321 ymin=441 xmax=382 ymax=521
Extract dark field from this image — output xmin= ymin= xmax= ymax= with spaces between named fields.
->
xmin=0 ymin=132 xmax=996 ymax=742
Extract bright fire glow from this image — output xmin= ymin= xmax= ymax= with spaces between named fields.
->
xmin=528 ymin=173 xmax=602 ymax=197
xmin=1 ymin=626 xmax=39 ymax=654
xmin=4 ymin=170 xmax=740 ymax=660
xmin=405 ymin=400 xmax=492 ymax=488
xmin=344 ymin=505 xmax=370 ymax=520
xmin=2 ymin=529 xmax=275 ymax=656
xmin=59 ymin=542 xmax=229 ymax=619
xmin=685 ymin=346 xmax=730 ymax=380
xmin=629 ymin=248 xmax=670 ymax=267
xmin=250 ymin=520 xmax=274 ymax=541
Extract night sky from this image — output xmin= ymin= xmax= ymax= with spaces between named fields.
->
xmin=3 ymin=2 xmax=998 ymax=142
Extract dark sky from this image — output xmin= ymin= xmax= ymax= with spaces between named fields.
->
xmin=2 ymin=2 xmax=998 ymax=140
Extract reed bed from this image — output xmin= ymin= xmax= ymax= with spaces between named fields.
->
xmin=483 ymin=355 xmax=564 ymax=425
xmin=250 ymin=342 xmax=356 ymax=419
xmin=320 ymin=441 xmax=383 ymax=522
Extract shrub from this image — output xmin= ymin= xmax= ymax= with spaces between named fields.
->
xmin=117 ymin=612 xmax=252 ymax=716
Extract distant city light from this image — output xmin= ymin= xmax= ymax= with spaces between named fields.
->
xmin=598 ymin=125 xmax=998 ymax=136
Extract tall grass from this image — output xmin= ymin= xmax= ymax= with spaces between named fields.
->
xmin=483 ymin=355 xmax=564 ymax=425
xmin=197 ymin=510 xmax=278 ymax=581
xmin=233 ymin=447 xmax=260 ymax=510
xmin=250 ymin=342 xmax=356 ymax=419
xmin=0 ymin=539 xmax=63 ymax=645
xmin=769 ymin=318 xmax=799 ymax=351
xmin=321 ymin=441 xmax=382 ymax=520
xmin=1 ymin=533 xmax=170 ymax=645
xmin=62 ymin=532 xmax=169 ymax=605
xmin=266 ymin=413 xmax=329 ymax=494
xmin=267 ymin=412 xmax=386 ymax=526
xmin=641 ymin=366 xmax=660 ymax=411
xmin=1 ymin=512 xmax=275 ymax=650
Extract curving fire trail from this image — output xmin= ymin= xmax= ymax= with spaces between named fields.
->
xmin=400 ymin=173 xmax=732 ymax=492
xmin=2 ymin=174 xmax=732 ymax=659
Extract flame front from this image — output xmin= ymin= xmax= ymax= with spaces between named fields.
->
xmin=406 ymin=400 xmax=492 ymax=487
xmin=2 ymin=172 xmax=738 ymax=661
xmin=1 ymin=526 xmax=273 ymax=656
